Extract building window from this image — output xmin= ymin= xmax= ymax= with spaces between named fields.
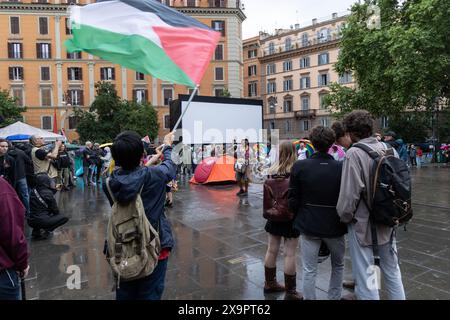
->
xmin=68 ymin=116 xmax=78 ymax=130
xmin=133 ymin=89 xmax=148 ymax=104
xmin=301 ymin=33 xmax=309 ymax=47
xmin=164 ymin=115 xmax=170 ymax=129
xmin=283 ymin=79 xmax=293 ymax=91
xmin=318 ymin=28 xmax=330 ymax=43
xmin=37 ymin=43 xmax=51 ymax=59
xmin=301 ymin=96 xmax=310 ymax=110
xmin=41 ymin=88 xmax=52 ymax=106
xmin=214 ymin=87 xmax=224 ymax=97
xmin=285 ymin=38 xmax=292 ymax=51
xmin=12 ymin=88 xmax=24 ymax=107
xmin=41 ymin=67 xmax=50 ymax=81
xmin=187 ymin=0 xmax=196 ymax=6
xmin=67 ymin=51 xmax=82 ymax=59
xmin=163 ymin=88 xmax=173 ymax=105
xmin=212 ymin=0 xmax=226 ymax=8
xmin=8 ymin=43 xmax=23 ymax=59
xmin=10 ymin=17 xmax=20 ymax=34
xmin=9 ymin=67 xmax=24 ymax=81
xmin=267 ymin=82 xmax=276 ymax=94
xmin=65 ymin=18 xmax=72 ymax=35
xmin=68 ymin=67 xmax=83 ymax=81
xmin=300 ymin=57 xmax=310 ymax=69
xmin=267 ymin=64 xmax=276 ymax=75
xmin=42 ymin=116 xmax=52 ymax=131
xmin=318 ymin=73 xmax=329 ymax=87
xmin=215 ymin=44 xmax=224 ymax=60
xmin=212 ymin=20 xmax=225 ymax=37
xmin=319 ymin=93 xmax=328 ymax=109
xmin=135 ymin=72 xmax=145 ymax=81
xmin=381 ymin=116 xmax=389 ymax=129
xmin=285 ymin=120 xmax=291 ymax=133
xmin=248 ymin=49 xmax=257 ymax=59
xmin=248 ymin=65 xmax=257 ymax=76
xmin=339 ymin=71 xmax=353 ymax=84
xmin=215 ymin=67 xmax=224 ymax=81
xmin=248 ymin=82 xmax=257 ymax=97
xmin=100 ymin=67 xmax=115 ymax=80
xmin=300 ymin=76 xmax=310 ymax=89
xmin=283 ymin=60 xmax=292 ymax=72
xmin=39 ymin=17 xmax=48 ymax=35
xmin=321 ymin=117 xmax=330 ymax=127
xmin=270 ymin=121 xmax=275 ymax=129
xmin=69 ymin=90 xmax=84 ymax=106
xmin=268 ymin=42 xmax=275 ymax=55
xmin=303 ymin=120 xmax=310 ymax=131
xmin=283 ymin=99 xmax=292 ymax=113
xmin=188 ymin=88 xmax=199 ymax=96
xmin=318 ymin=53 xmax=330 ymax=65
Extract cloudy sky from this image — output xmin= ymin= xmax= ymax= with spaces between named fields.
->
xmin=242 ymin=0 xmax=358 ymax=39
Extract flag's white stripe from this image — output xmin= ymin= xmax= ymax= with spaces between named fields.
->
xmin=71 ymin=1 xmax=172 ymax=48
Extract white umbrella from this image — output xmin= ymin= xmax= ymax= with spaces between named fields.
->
xmin=0 ymin=121 xmax=65 ymax=142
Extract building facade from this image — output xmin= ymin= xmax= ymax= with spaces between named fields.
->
xmin=0 ymin=0 xmax=245 ymax=142
xmin=243 ymin=13 xmax=355 ymax=140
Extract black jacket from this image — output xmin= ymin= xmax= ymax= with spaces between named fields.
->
xmin=29 ymin=174 xmax=59 ymax=217
xmin=7 ymin=148 xmax=32 ymax=188
xmin=57 ymin=151 xmax=71 ymax=169
xmin=288 ymin=152 xmax=347 ymax=238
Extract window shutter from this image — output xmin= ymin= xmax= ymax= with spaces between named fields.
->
xmin=80 ymin=90 xmax=84 ymax=106
xmin=111 ymin=68 xmax=115 ymax=80
xmin=79 ymin=68 xmax=83 ymax=80
xmin=19 ymin=67 xmax=24 ymax=80
xmin=132 ymin=90 xmax=137 ymax=101
xmin=68 ymin=68 xmax=71 ymax=80
xmin=8 ymin=43 xmax=13 ymax=58
xmin=48 ymin=45 xmax=52 ymax=59
xmin=37 ymin=43 xmax=41 ymax=59
xmin=144 ymin=90 xmax=148 ymax=102
xmin=9 ymin=67 xmax=14 ymax=80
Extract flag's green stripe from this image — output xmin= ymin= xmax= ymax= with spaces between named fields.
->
xmin=65 ymin=23 xmax=195 ymax=87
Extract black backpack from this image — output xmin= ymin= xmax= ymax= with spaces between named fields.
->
xmin=353 ymin=143 xmax=413 ymax=228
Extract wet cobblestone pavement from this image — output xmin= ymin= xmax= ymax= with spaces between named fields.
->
xmin=24 ymin=166 xmax=450 ymax=300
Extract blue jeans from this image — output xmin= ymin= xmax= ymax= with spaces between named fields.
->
xmin=0 ymin=269 xmax=21 ymax=300
xmin=16 ymin=178 xmax=30 ymax=216
xmin=116 ymin=258 xmax=168 ymax=300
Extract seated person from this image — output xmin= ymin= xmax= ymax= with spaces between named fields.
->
xmin=28 ymin=174 xmax=69 ymax=240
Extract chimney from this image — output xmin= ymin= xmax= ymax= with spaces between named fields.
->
xmin=295 ymin=24 xmax=300 ymax=29
xmin=312 ymin=18 xmax=317 ymax=25
xmin=290 ymin=25 xmax=294 ymax=30
xmin=332 ymin=12 xmax=338 ymax=19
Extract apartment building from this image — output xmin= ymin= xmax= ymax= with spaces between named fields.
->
xmin=0 ymin=0 xmax=245 ymax=142
xmin=243 ymin=13 xmax=355 ymax=140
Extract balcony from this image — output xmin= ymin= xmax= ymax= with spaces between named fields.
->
xmin=295 ymin=109 xmax=316 ymax=119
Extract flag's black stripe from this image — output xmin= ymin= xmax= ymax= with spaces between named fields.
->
xmin=97 ymin=0 xmax=213 ymax=30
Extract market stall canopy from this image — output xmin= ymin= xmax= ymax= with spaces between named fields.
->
xmin=0 ymin=121 xmax=66 ymax=142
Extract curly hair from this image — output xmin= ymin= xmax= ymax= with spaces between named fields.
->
xmin=331 ymin=121 xmax=346 ymax=140
xmin=343 ymin=110 xmax=374 ymax=140
xmin=310 ymin=126 xmax=336 ymax=153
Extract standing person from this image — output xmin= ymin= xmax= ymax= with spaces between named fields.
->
xmin=93 ymin=143 xmax=104 ymax=184
xmin=416 ymin=146 xmax=423 ymax=168
xmin=289 ymin=126 xmax=347 ymax=300
xmin=56 ymin=143 xmax=72 ymax=191
xmin=409 ymin=145 xmax=417 ymax=167
xmin=104 ymin=131 xmax=176 ymax=300
xmin=181 ymin=144 xmax=192 ymax=176
xmin=82 ymin=141 xmax=94 ymax=186
xmin=30 ymin=136 xmax=61 ymax=184
xmin=263 ymin=141 xmax=302 ymax=300
xmin=0 ymin=177 xmax=29 ymax=300
xmin=192 ymin=147 xmax=201 ymax=174
xmin=337 ymin=110 xmax=405 ymax=300
xmin=235 ymin=139 xmax=251 ymax=196
xmin=297 ymin=142 xmax=308 ymax=160
xmin=100 ymin=147 xmax=112 ymax=178
xmin=0 ymin=139 xmax=12 ymax=181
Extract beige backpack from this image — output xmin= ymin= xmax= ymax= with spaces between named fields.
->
xmin=106 ymin=178 xmax=161 ymax=287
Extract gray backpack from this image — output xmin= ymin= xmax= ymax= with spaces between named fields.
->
xmin=106 ymin=179 xmax=161 ymax=287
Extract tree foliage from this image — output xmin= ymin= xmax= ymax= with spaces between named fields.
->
xmin=75 ymin=82 xmax=159 ymax=143
xmin=325 ymin=0 xmax=450 ymax=119
xmin=0 ymin=89 xmax=26 ymax=128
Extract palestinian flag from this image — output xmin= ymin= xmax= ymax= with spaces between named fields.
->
xmin=65 ymin=0 xmax=221 ymax=87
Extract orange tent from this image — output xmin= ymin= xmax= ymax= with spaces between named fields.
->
xmin=190 ymin=155 xmax=236 ymax=184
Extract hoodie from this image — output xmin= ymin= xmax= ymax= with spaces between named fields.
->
xmin=104 ymin=147 xmax=177 ymax=250
xmin=29 ymin=173 xmax=60 ymax=218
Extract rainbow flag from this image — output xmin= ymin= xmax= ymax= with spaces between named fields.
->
xmin=64 ymin=0 xmax=220 ymax=87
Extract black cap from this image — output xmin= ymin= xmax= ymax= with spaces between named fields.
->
xmin=385 ymin=131 xmax=396 ymax=138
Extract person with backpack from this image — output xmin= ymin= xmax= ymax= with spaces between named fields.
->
xmin=289 ymin=126 xmax=347 ymax=300
xmin=263 ymin=141 xmax=302 ymax=300
xmin=337 ymin=110 xmax=407 ymax=300
xmin=103 ymin=131 xmax=176 ymax=300
xmin=0 ymin=176 xmax=29 ymax=300
xmin=56 ymin=143 xmax=72 ymax=191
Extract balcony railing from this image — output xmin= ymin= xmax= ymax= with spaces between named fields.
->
xmin=262 ymin=34 xmax=341 ymax=57
xmin=295 ymin=109 xmax=316 ymax=119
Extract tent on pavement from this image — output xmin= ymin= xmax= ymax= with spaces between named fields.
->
xmin=0 ymin=121 xmax=65 ymax=142
xmin=190 ymin=155 xmax=236 ymax=185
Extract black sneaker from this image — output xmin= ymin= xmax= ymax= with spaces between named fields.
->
xmin=236 ymin=190 xmax=244 ymax=196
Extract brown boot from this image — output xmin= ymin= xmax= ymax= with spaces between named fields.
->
xmin=284 ymin=273 xmax=303 ymax=300
xmin=264 ymin=267 xmax=285 ymax=293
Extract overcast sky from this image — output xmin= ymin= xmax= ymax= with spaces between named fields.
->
xmin=242 ymin=0 xmax=358 ymax=39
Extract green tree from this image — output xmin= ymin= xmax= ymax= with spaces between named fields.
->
xmin=388 ymin=112 xmax=429 ymax=143
xmin=75 ymin=82 xmax=159 ymax=143
xmin=0 ymin=89 xmax=26 ymax=127
xmin=325 ymin=0 xmax=450 ymax=119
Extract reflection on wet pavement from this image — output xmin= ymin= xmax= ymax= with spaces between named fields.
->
xmin=24 ymin=167 xmax=450 ymax=300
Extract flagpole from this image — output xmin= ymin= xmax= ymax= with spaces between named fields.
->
xmin=173 ymin=84 xmax=199 ymax=133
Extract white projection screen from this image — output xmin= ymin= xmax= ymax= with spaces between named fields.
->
xmin=175 ymin=96 xmax=263 ymax=145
